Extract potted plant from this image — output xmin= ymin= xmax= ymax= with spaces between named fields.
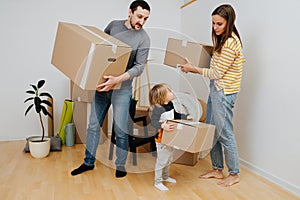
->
xmin=24 ymin=79 xmax=53 ymax=158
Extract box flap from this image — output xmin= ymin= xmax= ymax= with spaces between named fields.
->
xmin=84 ymin=25 xmax=131 ymax=48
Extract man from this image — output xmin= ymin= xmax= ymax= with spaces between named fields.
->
xmin=71 ymin=0 xmax=151 ymax=178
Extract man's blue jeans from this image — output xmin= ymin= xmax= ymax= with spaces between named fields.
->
xmin=84 ymin=87 xmax=132 ymax=167
xmin=206 ymin=81 xmax=240 ymax=174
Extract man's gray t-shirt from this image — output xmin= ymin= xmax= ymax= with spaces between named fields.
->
xmin=104 ymin=20 xmax=150 ymax=88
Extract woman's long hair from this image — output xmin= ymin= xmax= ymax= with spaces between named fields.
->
xmin=212 ymin=4 xmax=242 ymax=53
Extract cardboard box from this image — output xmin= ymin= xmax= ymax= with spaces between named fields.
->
xmin=73 ymin=101 xmax=108 ymax=144
xmin=161 ymin=120 xmax=215 ymax=153
xmin=70 ymin=82 xmax=108 ymax=144
xmin=173 ymin=149 xmax=199 ymax=166
xmin=51 ymin=22 xmax=132 ymax=90
xmin=70 ymin=81 xmax=95 ymax=102
xmin=164 ymin=38 xmax=213 ymax=68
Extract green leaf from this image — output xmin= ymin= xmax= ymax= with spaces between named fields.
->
xmin=41 ymin=100 xmax=52 ymax=107
xmin=41 ymin=106 xmax=48 ymax=115
xmin=25 ymin=79 xmax=53 ymax=120
xmin=24 ymin=97 xmax=34 ymax=103
xmin=25 ymin=104 xmax=34 ymax=116
xmin=26 ymin=90 xmax=35 ymax=95
xmin=40 ymin=92 xmax=53 ymax=99
xmin=30 ymin=84 xmax=38 ymax=91
xmin=41 ymin=107 xmax=53 ymax=119
xmin=34 ymin=97 xmax=42 ymax=113
xmin=37 ymin=80 xmax=45 ymax=89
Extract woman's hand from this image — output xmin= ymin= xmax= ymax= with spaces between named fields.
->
xmin=178 ymin=58 xmax=203 ymax=74
xmin=178 ymin=57 xmax=193 ymax=73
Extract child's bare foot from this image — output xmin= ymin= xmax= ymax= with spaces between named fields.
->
xmin=199 ymin=169 xmax=224 ymax=179
xmin=217 ymin=174 xmax=239 ymax=187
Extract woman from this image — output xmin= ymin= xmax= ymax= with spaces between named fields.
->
xmin=179 ymin=4 xmax=245 ymax=186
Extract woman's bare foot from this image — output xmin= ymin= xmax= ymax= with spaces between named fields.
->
xmin=199 ymin=169 xmax=224 ymax=179
xmin=217 ymin=174 xmax=239 ymax=187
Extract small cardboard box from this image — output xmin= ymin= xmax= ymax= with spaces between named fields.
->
xmin=161 ymin=120 xmax=215 ymax=153
xmin=51 ymin=22 xmax=132 ymax=90
xmin=173 ymin=150 xmax=199 ymax=166
xmin=164 ymin=38 xmax=213 ymax=68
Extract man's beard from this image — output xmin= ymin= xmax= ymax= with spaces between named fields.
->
xmin=130 ymin=18 xmax=142 ymax=30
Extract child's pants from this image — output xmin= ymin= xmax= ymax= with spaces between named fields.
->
xmin=154 ymin=142 xmax=174 ymax=185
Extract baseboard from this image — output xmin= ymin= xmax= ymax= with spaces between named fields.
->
xmin=240 ymin=158 xmax=300 ymax=197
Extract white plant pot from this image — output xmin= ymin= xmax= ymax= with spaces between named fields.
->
xmin=28 ymin=136 xmax=51 ymax=158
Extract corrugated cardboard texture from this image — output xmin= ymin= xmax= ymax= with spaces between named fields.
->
xmin=173 ymin=149 xmax=199 ymax=166
xmin=73 ymin=101 xmax=108 ymax=144
xmin=51 ymin=22 xmax=132 ymax=90
xmin=164 ymin=38 xmax=213 ymax=68
xmin=161 ymin=120 xmax=215 ymax=153
xmin=70 ymin=81 xmax=95 ymax=103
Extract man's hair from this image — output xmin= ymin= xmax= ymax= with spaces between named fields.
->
xmin=130 ymin=0 xmax=151 ymax=13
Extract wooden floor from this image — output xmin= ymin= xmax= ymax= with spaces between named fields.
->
xmin=0 ymin=140 xmax=299 ymax=200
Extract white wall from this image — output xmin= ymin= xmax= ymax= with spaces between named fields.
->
xmin=1 ymin=0 xmax=299 ymax=197
xmin=0 ymin=0 xmax=182 ymax=140
xmin=0 ymin=0 xmax=130 ymax=140
xmin=180 ymin=0 xmax=300 ymax=196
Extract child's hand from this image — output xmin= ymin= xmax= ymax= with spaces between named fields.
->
xmin=161 ymin=121 xmax=176 ymax=131
xmin=187 ymin=115 xmax=193 ymax=121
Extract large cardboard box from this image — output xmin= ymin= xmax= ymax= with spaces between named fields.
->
xmin=173 ymin=150 xmax=199 ymax=166
xmin=70 ymin=82 xmax=108 ymax=144
xmin=164 ymin=38 xmax=213 ymax=68
xmin=72 ymin=101 xmax=108 ymax=144
xmin=51 ymin=22 xmax=132 ymax=90
xmin=161 ymin=120 xmax=215 ymax=153
xmin=70 ymin=81 xmax=95 ymax=102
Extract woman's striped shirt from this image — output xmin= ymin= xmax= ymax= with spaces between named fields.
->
xmin=202 ymin=33 xmax=245 ymax=95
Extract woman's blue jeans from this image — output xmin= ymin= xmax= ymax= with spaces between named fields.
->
xmin=84 ymin=87 xmax=132 ymax=167
xmin=206 ymin=81 xmax=240 ymax=174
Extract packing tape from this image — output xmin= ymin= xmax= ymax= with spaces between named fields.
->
xmin=80 ymin=43 xmax=96 ymax=89
xmin=78 ymin=25 xmax=117 ymax=54
xmin=181 ymin=40 xmax=187 ymax=47
xmin=78 ymin=24 xmax=118 ymax=88
xmin=177 ymin=123 xmax=183 ymax=130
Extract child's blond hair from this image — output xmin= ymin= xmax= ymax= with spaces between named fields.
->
xmin=149 ymin=83 xmax=172 ymax=106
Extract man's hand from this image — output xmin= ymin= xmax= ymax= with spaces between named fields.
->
xmin=96 ymin=72 xmax=130 ymax=92
xmin=96 ymin=75 xmax=118 ymax=92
